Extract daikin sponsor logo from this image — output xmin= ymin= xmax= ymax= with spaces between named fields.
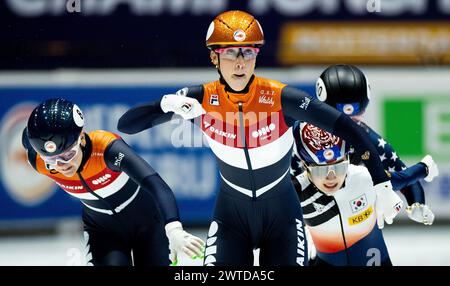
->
xmin=295 ymin=218 xmax=305 ymax=266
xmin=203 ymin=122 xmax=237 ymax=139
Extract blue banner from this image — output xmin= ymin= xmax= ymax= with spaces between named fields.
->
xmin=0 ymin=86 xmax=217 ymax=225
xmin=0 ymin=83 xmax=315 ymax=226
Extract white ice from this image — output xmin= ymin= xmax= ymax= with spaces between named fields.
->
xmin=0 ymin=222 xmax=448 ymax=266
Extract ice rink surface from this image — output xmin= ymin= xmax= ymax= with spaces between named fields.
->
xmin=0 ymin=221 xmax=449 ymax=266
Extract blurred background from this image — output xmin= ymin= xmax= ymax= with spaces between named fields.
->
xmin=0 ymin=0 xmax=449 ymax=265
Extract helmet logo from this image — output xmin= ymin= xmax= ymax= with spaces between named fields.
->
xmin=206 ymin=21 xmax=215 ymax=41
xmin=44 ymin=141 xmax=57 ymax=153
xmin=316 ymin=78 xmax=327 ymax=102
xmin=323 ymin=149 xmax=335 ymax=160
xmin=73 ymin=104 xmax=84 ymax=127
xmin=233 ymin=29 xmax=246 ymax=42
xmin=343 ymin=104 xmax=355 ymax=115
xmin=337 ymin=103 xmax=359 ymax=116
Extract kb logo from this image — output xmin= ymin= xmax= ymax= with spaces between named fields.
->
xmin=66 ymin=0 xmax=81 ymax=13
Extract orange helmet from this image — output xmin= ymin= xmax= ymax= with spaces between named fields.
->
xmin=205 ymin=10 xmax=264 ymax=48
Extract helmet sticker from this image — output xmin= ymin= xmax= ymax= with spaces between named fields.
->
xmin=206 ymin=21 xmax=215 ymax=41
xmin=323 ymin=149 xmax=336 ymax=160
xmin=337 ymin=103 xmax=360 ymax=116
xmin=316 ymin=78 xmax=327 ymax=102
xmin=233 ymin=29 xmax=246 ymax=42
xmin=366 ymin=80 xmax=372 ymax=100
xmin=343 ymin=104 xmax=355 ymax=115
xmin=301 ymin=123 xmax=344 ymax=164
xmin=73 ymin=104 xmax=84 ymax=127
xmin=44 ymin=141 xmax=57 ymax=153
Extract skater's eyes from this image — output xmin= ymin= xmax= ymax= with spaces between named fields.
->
xmin=306 ymin=159 xmax=349 ymax=178
xmin=214 ymin=47 xmax=259 ymax=60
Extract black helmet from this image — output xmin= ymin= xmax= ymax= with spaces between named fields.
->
xmin=27 ymin=98 xmax=84 ymax=156
xmin=316 ymin=64 xmax=371 ymax=116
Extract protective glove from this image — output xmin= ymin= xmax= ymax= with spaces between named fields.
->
xmin=160 ymin=93 xmax=205 ymax=120
xmin=165 ymin=221 xmax=205 ymax=264
xmin=421 ymin=155 xmax=439 ymax=182
xmin=406 ymin=203 xmax=435 ymax=225
xmin=374 ymin=181 xmax=404 ymax=229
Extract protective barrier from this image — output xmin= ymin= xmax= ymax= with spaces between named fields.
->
xmin=0 ymin=68 xmax=449 ymax=228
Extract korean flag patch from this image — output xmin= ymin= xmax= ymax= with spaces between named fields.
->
xmin=350 ymin=194 xmax=368 ymax=213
